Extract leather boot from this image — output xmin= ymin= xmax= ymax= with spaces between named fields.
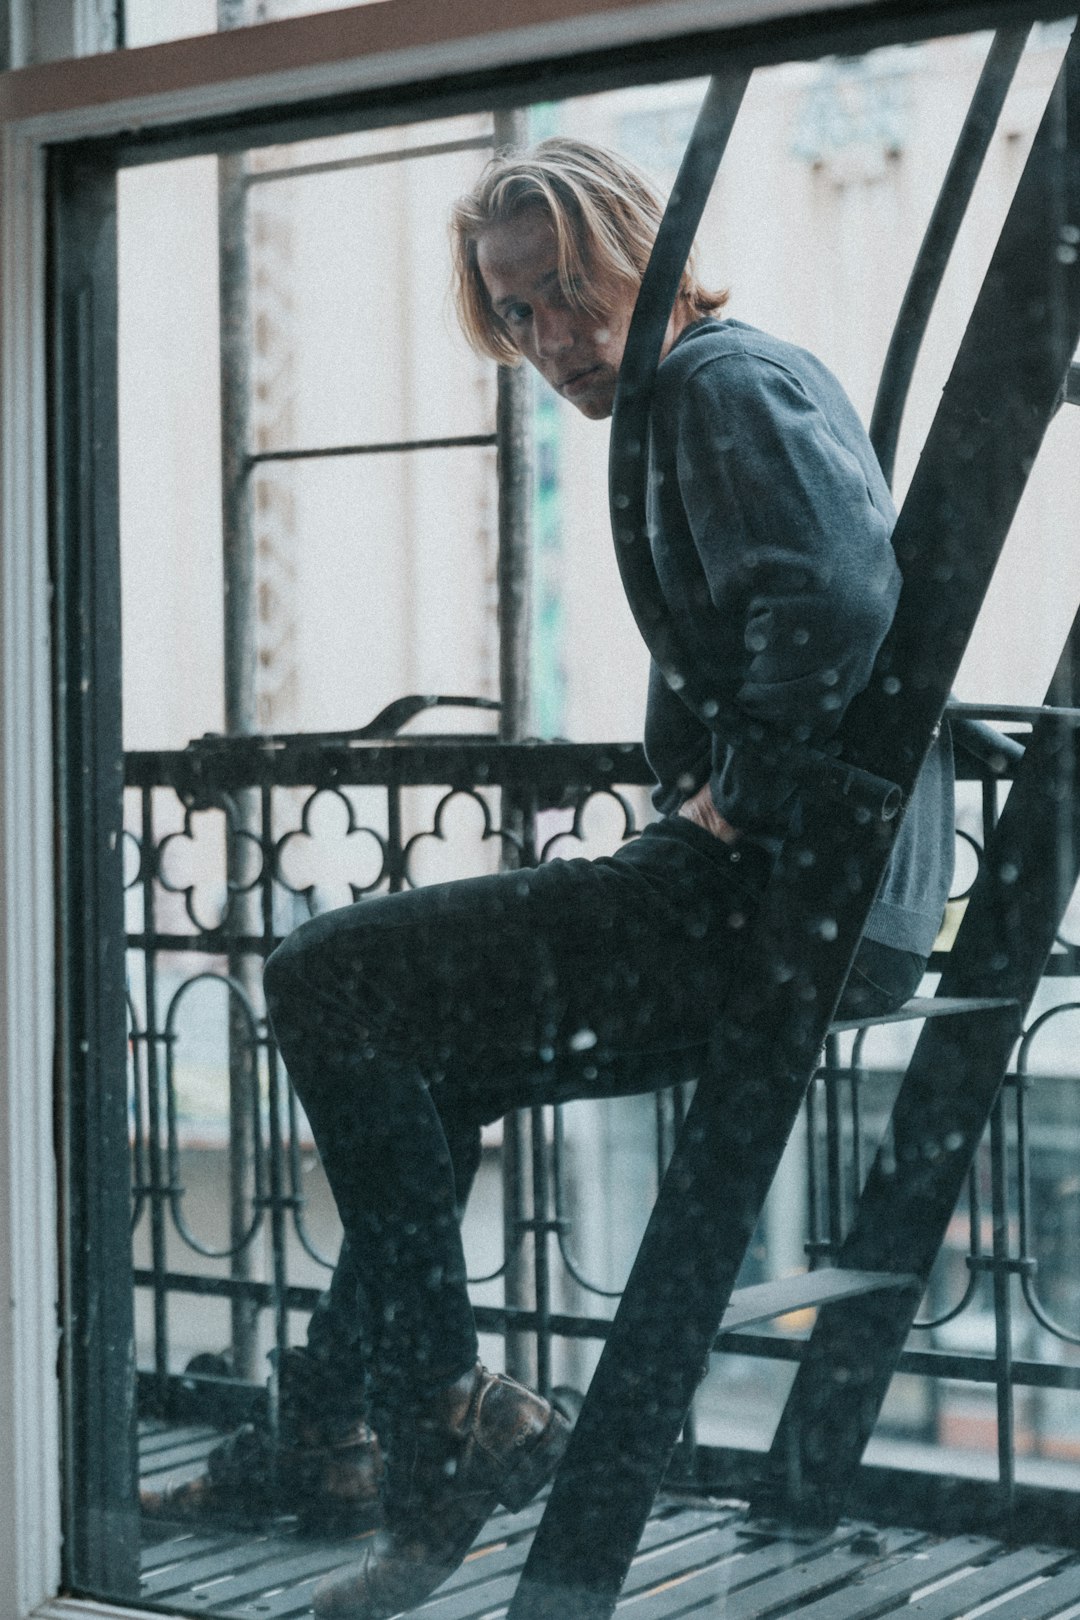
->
xmin=313 ymin=1363 xmax=570 ymax=1619
xmin=140 ymin=1348 xmax=383 ymax=1534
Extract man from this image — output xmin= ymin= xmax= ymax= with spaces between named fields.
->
xmin=144 ymin=138 xmax=954 ymax=1620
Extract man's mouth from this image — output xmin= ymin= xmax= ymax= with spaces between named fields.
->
xmin=560 ymin=365 xmax=599 ymax=395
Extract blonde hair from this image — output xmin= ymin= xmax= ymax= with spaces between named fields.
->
xmin=450 ymin=137 xmax=728 ymax=364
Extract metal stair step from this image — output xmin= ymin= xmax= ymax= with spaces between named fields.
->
xmin=829 ymin=994 xmax=1016 ymax=1033
xmin=946 ymin=700 xmax=1080 ymax=722
xmin=718 ymin=1267 xmax=919 ymax=1335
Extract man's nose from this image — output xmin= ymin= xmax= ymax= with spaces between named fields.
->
xmin=534 ymin=309 xmax=575 ymax=358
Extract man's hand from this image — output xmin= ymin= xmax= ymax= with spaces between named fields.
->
xmin=677 ymin=782 xmax=742 ymax=844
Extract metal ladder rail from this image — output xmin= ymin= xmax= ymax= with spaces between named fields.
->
xmin=753 ymin=623 xmax=1080 ymax=1528
xmin=510 ymin=27 xmax=1080 ymax=1620
xmin=869 ymin=25 xmax=1031 ymax=489
xmin=756 ymin=349 xmax=1080 ymax=1527
xmin=865 ymin=21 xmax=1035 ymax=777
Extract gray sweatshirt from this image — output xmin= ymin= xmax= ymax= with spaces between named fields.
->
xmin=644 ymin=319 xmax=954 ymax=957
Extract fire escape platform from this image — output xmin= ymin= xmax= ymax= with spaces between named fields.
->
xmin=139 ymin=1421 xmax=1080 ymax=1620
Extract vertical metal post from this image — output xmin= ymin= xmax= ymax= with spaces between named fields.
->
xmin=51 ymin=143 xmax=139 ymax=1600
xmin=218 ymin=0 xmax=261 ymax=1382
xmin=989 ymin=1091 xmax=1016 ymax=1520
xmin=531 ymin=1104 xmax=553 ymax=1397
xmin=824 ymin=1034 xmax=845 ymax=1254
xmin=139 ymin=787 xmax=170 ymax=1406
xmin=1046 ymin=86 xmax=1078 ymax=981
xmin=492 ymin=105 xmax=537 ymax=1386
xmin=495 ymin=170 xmax=534 ymax=735
xmin=804 ymin=1082 xmax=824 ymax=1268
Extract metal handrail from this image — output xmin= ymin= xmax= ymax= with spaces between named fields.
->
xmin=607 ymin=69 xmax=747 ymax=733
xmin=606 ymin=69 xmax=908 ymax=825
xmin=869 ymin=27 xmax=1031 ymax=487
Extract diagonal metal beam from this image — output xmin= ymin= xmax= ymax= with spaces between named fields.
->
xmin=755 ymin=606 xmax=1080 ymax=1528
xmin=870 ymin=25 xmax=1031 ymax=486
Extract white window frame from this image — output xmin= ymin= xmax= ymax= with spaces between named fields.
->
xmin=0 ymin=0 xmax=1024 ymax=1615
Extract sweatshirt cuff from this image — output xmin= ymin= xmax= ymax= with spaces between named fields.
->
xmin=710 ymin=742 xmax=801 ymax=836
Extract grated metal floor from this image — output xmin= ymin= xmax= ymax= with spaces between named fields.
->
xmin=139 ymin=1422 xmax=1080 ymax=1620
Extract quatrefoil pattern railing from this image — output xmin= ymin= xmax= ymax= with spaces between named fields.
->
xmin=128 ymin=720 xmax=1080 ymax=1482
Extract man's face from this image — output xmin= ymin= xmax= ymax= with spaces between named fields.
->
xmin=475 ymin=207 xmax=637 ymax=420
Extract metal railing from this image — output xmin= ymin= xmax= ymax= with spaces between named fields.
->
xmin=128 ymin=714 xmax=653 ymax=1411
xmin=127 ymin=707 xmax=1080 ymax=1523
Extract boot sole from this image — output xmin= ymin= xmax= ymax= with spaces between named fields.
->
xmin=497 ymin=1409 xmax=572 ymax=1513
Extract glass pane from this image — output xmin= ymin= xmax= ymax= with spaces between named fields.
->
xmin=63 ymin=13 xmax=1080 ymax=1615
xmin=118 ymin=114 xmax=498 ymax=749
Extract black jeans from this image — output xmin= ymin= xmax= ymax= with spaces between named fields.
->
xmin=264 ymin=817 xmax=924 ymax=1410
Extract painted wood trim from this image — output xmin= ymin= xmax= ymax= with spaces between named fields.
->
xmin=0 ymin=0 xmax=1011 ymax=137
xmin=0 ymin=121 xmax=62 ymax=1620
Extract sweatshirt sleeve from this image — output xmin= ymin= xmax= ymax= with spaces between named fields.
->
xmin=674 ymin=354 xmax=901 ymax=832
